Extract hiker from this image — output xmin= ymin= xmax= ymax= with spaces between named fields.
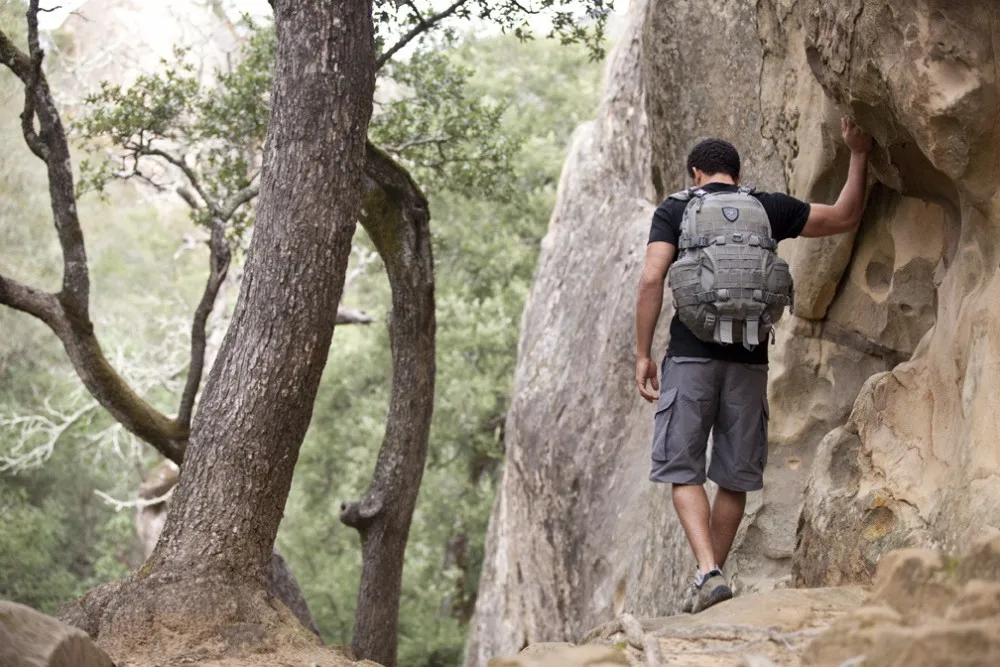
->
xmin=633 ymin=117 xmax=872 ymax=613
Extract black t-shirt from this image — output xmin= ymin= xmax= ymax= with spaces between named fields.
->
xmin=648 ymin=182 xmax=810 ymax=364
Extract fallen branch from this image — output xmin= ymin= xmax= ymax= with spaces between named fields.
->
xmin=94 ymin=486 xmax=174 ymax=512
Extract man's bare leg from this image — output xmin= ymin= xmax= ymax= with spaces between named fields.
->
xmin=672 ymin=483 xmax=717 ymax=573
xmin=710 ymin=486 xmax=746 ymax=568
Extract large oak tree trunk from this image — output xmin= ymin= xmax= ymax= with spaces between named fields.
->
xmin=58 ymin=0 xmax=377 ymax=658
xmin=148 ymin=0 xmax=375 ymax=583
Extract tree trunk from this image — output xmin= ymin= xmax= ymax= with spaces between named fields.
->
xmin=340 ymin=145 xmax=436 ymax=667
xmin=57 ymin=0 xmax=377 ymax=658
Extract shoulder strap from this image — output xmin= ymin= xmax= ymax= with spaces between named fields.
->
xmin=737 ymin=184 xmax=756 ymax=195
xmin=667 ymin=186 xmax=712 ymax=202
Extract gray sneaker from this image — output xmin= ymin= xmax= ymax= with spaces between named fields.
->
xmin=693 ymin=570 xmax=733 ymax=612
xmin=680 ymin=583 xmax=697 ymax=613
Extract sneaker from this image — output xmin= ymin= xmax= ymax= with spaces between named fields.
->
xmin=693 ymin=569 xmax=733 ymax=612
xmin=680 ymin=582 xmax=697 ymax=613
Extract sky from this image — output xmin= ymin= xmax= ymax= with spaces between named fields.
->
xmin=38 ymin=0 xmax=631 ymax=32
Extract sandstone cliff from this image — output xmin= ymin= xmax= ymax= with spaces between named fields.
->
xmin=466 ymin=0 xmax=1000 ymax=663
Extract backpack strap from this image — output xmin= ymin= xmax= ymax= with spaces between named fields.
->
xmin=737 ymin=184 xmax=756 ymax=195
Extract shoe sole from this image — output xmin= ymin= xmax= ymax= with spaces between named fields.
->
xmin=701 ymin=585 xmax=733 ymax=611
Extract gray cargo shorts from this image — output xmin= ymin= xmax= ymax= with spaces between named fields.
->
xmin=649 ymin=356 xmax=769 ymax=492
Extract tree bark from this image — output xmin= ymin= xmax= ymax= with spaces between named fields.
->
xmin=340 ymin=144 xmax=436 ymax=667
xmin=147 ymin=0 xmax=376 ymax=581
xmin=56 ymin=0 xmax=377 ymax=658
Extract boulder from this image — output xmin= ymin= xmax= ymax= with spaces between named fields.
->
xmin=488 ymin=644 xmax=628 ymax=667
xmin=0 ymin=601 xmax=116 ymax=667
xmin=804 ymin=539 xmax=1000 ymax=667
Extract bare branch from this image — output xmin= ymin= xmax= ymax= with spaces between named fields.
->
xmin=376 ymin=0 xmax=468 ymax=70
xmin=138 ymin=146 xmax=220 ymax=214
xmin=403 ymin=0 xmax=429 ymax=27
xmin=336 ymin=307 xmax=374 ymax=325
xmin=383 ymin=135 xmax=449 ymax=155
xmin=0 ymin=27 xmax=32 ymax=82
xmin=95 ymin=486 xmax=175 ymax=512
xmin=219 ymin=183 xmax=261 ymax=221
xmin=343 ymin=141 xmax=436 ymax=662
xmin=0 ymin=400 xmax=96 ymax=472
xmin=177 ymin=218 xmax=231 ymax=429
xmin=0 ymin=9 xmax=187 ymax=464
xmin=176 ymin=186 xmax=202 ymax=211
xmin=0 ymin=273 xmax=63 ymax=327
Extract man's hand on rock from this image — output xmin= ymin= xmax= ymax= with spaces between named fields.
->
xmin=636 ymin=357 xmax=659 ymax=402
xmin=842 ymin=116 xmax=872 ymax=154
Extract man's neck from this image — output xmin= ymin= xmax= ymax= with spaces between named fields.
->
xmin=699 ymin=177 xmax=737 ymax=187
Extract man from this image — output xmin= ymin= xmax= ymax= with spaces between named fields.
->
xmin=634 ymin=117 xmax=872 ymax=613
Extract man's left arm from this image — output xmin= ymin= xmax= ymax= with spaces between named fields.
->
xmin=800 ymin=117 xmax=872 ymax=238
xmin=635 ymin=241 xmax=675 ymax=402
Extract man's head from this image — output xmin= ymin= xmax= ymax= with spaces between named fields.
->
xmin=686 ymin=138 xmax=740 ymax=186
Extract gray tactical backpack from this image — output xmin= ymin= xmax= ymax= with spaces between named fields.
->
xmin=667 ymin=185 xmax=793 ymax=350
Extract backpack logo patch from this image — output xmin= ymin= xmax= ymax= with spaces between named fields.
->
xmin=722 ymin=207 xmax=740 ymax=222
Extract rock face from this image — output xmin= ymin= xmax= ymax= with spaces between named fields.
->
xmin=463 ymin=2 xmax=666 ymax=663
xmin=786 ymin=0 xmax=1000 ymax=588
xmin=467 ymin=0 xmax=1000 ymax=663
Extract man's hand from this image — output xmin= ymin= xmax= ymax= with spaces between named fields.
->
xmin=636 ymin=357 xmax=659 ymax=402
xmin=842 ymin=116 xmax=872 ymax=155
xmin=802 ymin=117 xmax=871 ymax=238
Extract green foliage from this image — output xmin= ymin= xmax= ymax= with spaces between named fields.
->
xmin=72 ymin=38 xmax=265 ymax=235
xmin=371 ymin=47 xmax=519 ymax=200
xmin=0 ymin=443 xmax=140 ymax=614
xmin=371 ymin=0 xmax=612 ymax=62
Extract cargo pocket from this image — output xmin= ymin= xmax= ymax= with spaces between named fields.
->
xmin=652 ymin=387 xmax=678 ymax=462
xmin=758 ymin=397 xmax=770 ymax=469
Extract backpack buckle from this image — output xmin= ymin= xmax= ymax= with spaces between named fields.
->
xmin=731 ymin=233 xmax=743 ymax=243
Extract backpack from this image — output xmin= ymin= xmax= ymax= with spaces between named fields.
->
xmin=666 ymin=185 xmax=793 ymax=350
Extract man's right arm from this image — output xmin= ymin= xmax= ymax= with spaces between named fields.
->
xmin=635 ymin=241 xmax=675 ymax=402
xmin=801 ymin=117 xmax=872 ymax=238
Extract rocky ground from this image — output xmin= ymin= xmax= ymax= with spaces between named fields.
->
xmin=491 ymin=539 xmax=1000 ymax=667
xmin=3 ymin=539 xmax=998 ymax=666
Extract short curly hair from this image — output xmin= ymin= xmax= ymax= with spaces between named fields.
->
xmin=686 ymin=138 xmax=741 ymax=180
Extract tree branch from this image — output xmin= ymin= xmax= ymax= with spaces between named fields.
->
xmin=177 ymin=217 xmax=231 ymax=429
xmin=376 ymin=0 xmax=468 ymax=70
xmin=383 ymin=135 xmax=449 ymax=154
xmin=219 ymin=183 xmax=261 ymax=221
xmin=342 ymin=141 xmax=436 ymax=665
xmin=336 ymin=307 xmax=374 ymax=325
xmin=0 ymin=273 xmax=62 ymax=327
xmin=138 ymin=146 xmax=219 ymax=214
xmin=176 ymin=186 xmax=202 ymax=211
xmin=0 ymin=6 xmax=188 ymax=465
